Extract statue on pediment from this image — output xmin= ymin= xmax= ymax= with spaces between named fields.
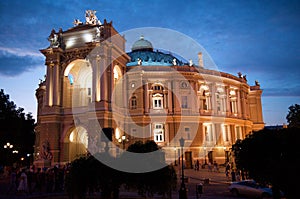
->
xmin=85 ymin=10 xmax=101 ymax=25
xmin=48 ymin=29 xmax=59 ymax=48
xmin=73 ymin=19 xmax=83 ymax=26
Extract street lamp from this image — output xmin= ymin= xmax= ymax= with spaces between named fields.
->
xmin=203 ymin=146 xmax=207 ymax=165
xmin=3 ymin=142 xmax=14 ymax=166
xmin=223 ymin=146 xmax=227 ymax=164
xmin=118 ymin=134 xmax=128 ymax=150
xmin=4 ymin=142 xmax=13 ymax=149
xmin=179 ymin=137 xmax=187 ymax=199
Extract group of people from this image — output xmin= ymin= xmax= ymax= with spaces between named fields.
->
xmin=5 ymin=164 xmax=69 ymax=195
xmin=192 ymin=160 xmax=246 ymax=182
xmin=193 ymin=160 xmax=220 ymax=172
xmin=225 ymin=162 xmax=247 ymax=182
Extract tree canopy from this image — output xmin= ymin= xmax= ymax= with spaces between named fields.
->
xmin=65 ymin=140 xmax=177 ymax=199
xmin=286 ymin=104 xmax=300 ymax=128
xmin=232 ymin=128 xmax=299 ymax=198
xmin=0 ymin=89 xmax=35 ymax=167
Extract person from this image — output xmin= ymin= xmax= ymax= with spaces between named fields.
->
xmin=213 ymin=161 xmax=219 ymax=172
xmin=236 ymin=170 xmax=241 ymax=181
xmin=231 ymin=169 xmax=236 ymax=182
xmin=34 ymin=168 xmax=42 ymax=193
xmin=17 ymin=169 xmax=28 ymax=194
xmin=225 ymin=162 xmax=231 ymax=179
xmin=196 ymin=159 xmax=200 ymax=171
xmin=225 ymin=162 xmax=231 ymax=171
xmin=208 ymin=162 xmax=212 ymax=172
xmin=7 ymin=168 xmax=17 ymax=194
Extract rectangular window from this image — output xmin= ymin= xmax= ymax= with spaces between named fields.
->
xmin=235 ymin=126 xmax=242 ymax=140
xmin=184 ymin=127 xmax=190 ymax=140
xmin=131 ymin=97 xmax=137 ymax=109
xmin=87 ymin=88 xmax=92 ymax=102
xmin=204 ymin=124 xmax=213 ymax=142
xmin=153 ymin=123 xmax=164 ymax=142
xmin=181 ymin=96 xmax=188 ymax=108
xmin=131 ymin=128 xmax=137 ymax=134
xmin=231 ymin=100 xmax=237 ymax=114
xmin=154 ymin=99 xmax=162 ymax=108
xmin=223 ymin=125 xmax=230 ymax=142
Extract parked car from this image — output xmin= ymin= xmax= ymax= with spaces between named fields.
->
xmin=228 ymin=180 xmax=283 ymax=198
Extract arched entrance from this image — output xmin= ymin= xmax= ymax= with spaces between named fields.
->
xmin=65 ymin=126 xmax=88 ymax=162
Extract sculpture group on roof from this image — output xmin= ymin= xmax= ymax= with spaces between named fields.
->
xmin=73 ymin=10 xmax=102 ymax=26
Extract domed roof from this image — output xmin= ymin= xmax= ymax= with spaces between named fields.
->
xmin=127 ymin=36 xmax=187 ymax=67
xmin=131 ymin=35 xmax=153 ymax=51
xmin=127 ymin=50 xmax=185 ymax=67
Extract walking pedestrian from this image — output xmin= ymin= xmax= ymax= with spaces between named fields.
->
xmin=7 ymin=168 xmax=17 ymax=194
xmin=17 ymin=169 xmax=28 ymax=194
xmin=231 ymin=169 xmax=236 ymax=182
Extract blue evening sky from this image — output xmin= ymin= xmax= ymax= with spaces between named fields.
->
xmin=0 ymin=0 xmax=299 ymax=126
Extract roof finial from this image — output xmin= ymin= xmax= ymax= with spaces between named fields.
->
xmin=140 ymin=35 xmax=144 ymax=40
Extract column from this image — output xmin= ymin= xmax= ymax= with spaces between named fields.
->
xmin=46 ymin=64 xmax=53 ymax=106
xmin=52 ymin=64 xmax=60 ymax=106
xmin=92 ymin=56 xmax=101 ymax=102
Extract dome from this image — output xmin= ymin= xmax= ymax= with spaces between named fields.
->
xmin=131 ymin=35 xmax=153 ymax=51
xmin=127 ymin=36 xmax=187 ymax=67
xmin=126 ymin=50 xmax=185 ymax=67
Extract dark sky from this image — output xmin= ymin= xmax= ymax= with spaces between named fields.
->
xmin=0 ymin=0 xmax=299 ymax=125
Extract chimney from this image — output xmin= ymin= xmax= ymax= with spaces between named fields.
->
xmin=198 ymin=52 xmax=204 ymax=68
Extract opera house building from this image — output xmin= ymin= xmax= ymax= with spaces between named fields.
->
xmin=34 ymin=11 xmax=264 ymax=168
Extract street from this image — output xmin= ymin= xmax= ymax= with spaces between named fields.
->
xmin=0 ymin=165 xmax=246 ymax=199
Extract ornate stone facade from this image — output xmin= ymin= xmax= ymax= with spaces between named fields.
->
xmin=34 ymin=13 xmax=264 ymax=167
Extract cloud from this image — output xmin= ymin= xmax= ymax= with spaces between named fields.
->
xmin=0 ymin=47 xmax=44 ymax=76
xmin=263 ymin=86 xmax=300 ymax=97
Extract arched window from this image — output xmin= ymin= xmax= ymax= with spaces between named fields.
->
xmin=113 ymin=65 xmax=122 ymax=106
xmin=199 ymin=85 xmax=211 ymax=110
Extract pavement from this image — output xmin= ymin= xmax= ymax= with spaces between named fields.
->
xmin=0 ymin=165 xmax=244 ymax=199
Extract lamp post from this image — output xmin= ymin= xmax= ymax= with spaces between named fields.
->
xmin=3 ymin=142 xmax=14 ymax=166
xmin=223 ymin=146 xmax=227 ymax=164
xmin=203 ymin=146 xmax=207 ymax=165
xmin=179 ymin=137 xmax=187 ymax=199
xmin=4 ymin=142 xmax=13 ymax=149
xmin=118 ymin=134 xmax=128 ymax=150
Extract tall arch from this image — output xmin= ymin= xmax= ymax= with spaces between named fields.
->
xmin=113 ymin=65 xmax=123 ymax=107
xmin=63 ymin=59 xmax=93 ymax=107
xmin=64 ymin=126 xmax=88 ymax=162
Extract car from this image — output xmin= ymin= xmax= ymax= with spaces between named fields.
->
xmin=228 ymin=180 xmax=282 ymax=198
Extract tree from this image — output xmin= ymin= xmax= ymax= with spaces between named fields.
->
xmin=286 ymin=104 xmax=300 ymax=128
xmin=232 ymin=128 xmax=299 ymax=198
xmin=0 ymin=89 xmax=35 ymax=167
xmin=123 ymin=140 xmax=177 ymax=198
xmin=65 ymin=140 xmax=177 ymax=199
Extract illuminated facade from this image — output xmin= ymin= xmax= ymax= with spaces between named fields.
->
xmin=34 ymin=11 xmax=264 ymax=167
